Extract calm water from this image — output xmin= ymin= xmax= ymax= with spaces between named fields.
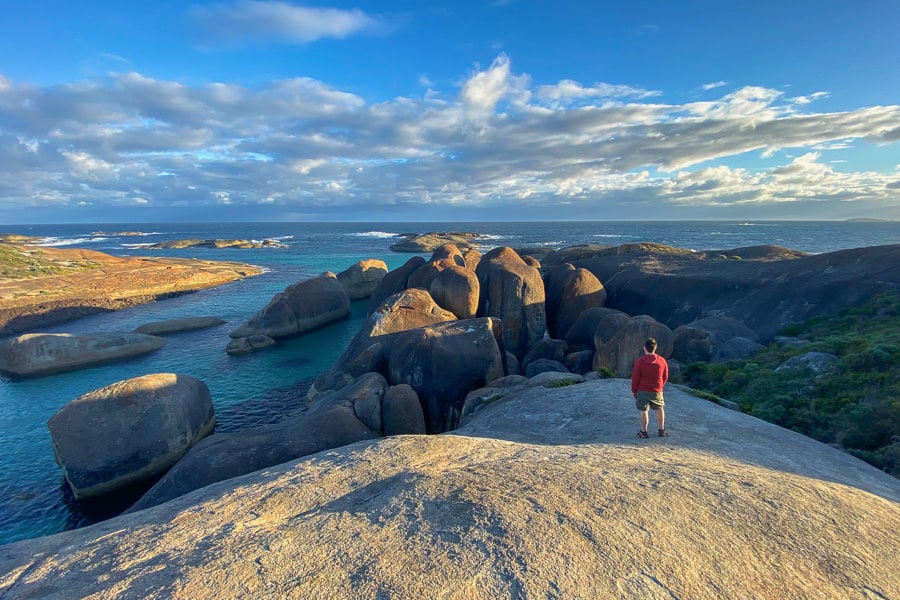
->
xmin=1 ymin=220 xmax=897 ymax=545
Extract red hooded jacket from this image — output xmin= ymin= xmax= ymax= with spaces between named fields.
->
xmin=631 ymin=353 xmax=669 ymax=395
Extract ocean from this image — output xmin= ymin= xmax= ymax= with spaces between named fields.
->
xmin=1 ymin=220 xmax=898 ymax=546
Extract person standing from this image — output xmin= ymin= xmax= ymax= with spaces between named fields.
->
xmin=632 ymin=337 xmax=669 ymax=438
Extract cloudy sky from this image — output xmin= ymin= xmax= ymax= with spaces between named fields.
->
xmin=1 ymin=0 xmax=898 ymax=224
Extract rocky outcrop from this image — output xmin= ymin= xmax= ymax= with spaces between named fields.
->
xmin=389 ymin=232 xmax=480 ymax=253
xmin=387 ymin=318 xmax=506 ymax=433
xmin=545 ymin=266 xmax=606 ymax=339
xmin=225 ymin=334 xmax=276 ymax=355
xmin=312 ymin=288 xmax=457 ymax=397
xmin=382 ymin=384 xmax=427 ymax=436
xmin=230 ymin=272 xmax=350 ymax=340
xmin=147 ymin=238 xmax=285 ymax=249
xmin=429 ymin=265 xmax=480 ymax=319
xmin=0 ymin=245 xmax=262 ymax=337
xmin=6 ymin=380 xmax=896 ymax=599
xmin=128 ymin=374 xmax=387 ymax=512
xmin=568 ymin=243 xmax=900 ymax=342
xmin=593 ymin=315 xmax=674 ymax=377
xmin=336 ymin=260 xmax=388 ymax=300
xmin=47 ymin=373 xmax=215 ymax=500
xmin=475 ymin=247 xmax=547 ymax=359
xmin=564 ymin=306 xmax=627 ymax=352
xmin=0 ymin=332 xmax=167 ymax=376
xmin=367 ymin=256 xmax=426 ymax=315
xmin=134 ymin=316 xmax=226 ymax=335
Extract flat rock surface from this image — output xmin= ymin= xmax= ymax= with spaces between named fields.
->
xmin=1 ymin=380 xmax=897 ymax=599
xmin=0 ymin=245 xmax=261 ymax=336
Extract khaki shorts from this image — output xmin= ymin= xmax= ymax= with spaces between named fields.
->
xmin=635 ymin=390 xmax=665 ymax=411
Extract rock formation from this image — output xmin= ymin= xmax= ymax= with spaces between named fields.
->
xmin=47 ymin=373 xmax=215 ymax=499
xmin=134 ymin=316 xmax=226 ymax=335
xmin=475 ymin=247 xmax=547 ymax=359
xmin=336 ymin=259 xmax=388 ymax=301
xmin=230 ymin=272 xmax=350 ymax=340
xmin=0 ymin=332 xmax=167 ymax=376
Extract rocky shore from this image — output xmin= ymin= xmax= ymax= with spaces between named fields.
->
xmin=0 ymin=243 xmax=262 ymax=336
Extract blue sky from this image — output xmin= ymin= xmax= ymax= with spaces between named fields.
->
xmin=1 ymin=0 xmax=898 ymax=224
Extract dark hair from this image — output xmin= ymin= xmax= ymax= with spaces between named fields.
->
xmin=644 ymin=338 xmax=658 ymax=353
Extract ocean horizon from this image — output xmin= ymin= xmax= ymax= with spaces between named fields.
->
xmin=1 ymin=220 xmax=898 ymax=546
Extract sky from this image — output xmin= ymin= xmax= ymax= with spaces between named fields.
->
xmin=1 ymin=0 xmax=898 ymax=224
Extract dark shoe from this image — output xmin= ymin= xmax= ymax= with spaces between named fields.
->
xmin=658 ymin=429 xmax=669 ymax=437
xmin=637 ymin=430 xmax=650 ymax=438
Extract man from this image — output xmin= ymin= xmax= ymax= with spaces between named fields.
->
xmin=631 ymin=337 xmax=669 ymax=438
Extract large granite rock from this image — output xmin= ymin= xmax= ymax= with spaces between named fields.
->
xmin=5 ymin=380 xmax=897 ymax=599
xmin=336 ymin=260 xmax=388 ymax=300
xmin=568 ymin=243 xmax=900 ymax=342
xmin=475 ymin=247 xmax=547 ymax=359
xmin=0 ymin=332 xmax=167 ymax=376
xmin=564 ymin=306 xmax=628 ymax=352
xmin=389 ymin=232 xmax=480 ymax=253
xmin=544 ymin=265 xmax=607 ymax=339
xmin=230 ymin=272 xmax=350 ymax=339
xmin=312 ymin=288 xmax=457 ymax=397
xmin=429 ymin=265 xmax=480 ymax=319
xmin=593 ymin=315 xmax=674 ymax=377
xmin=134 ymin=316 xmax=226 ymax=335
xmin=128 ymin=374 xmax=387 ymax=512
xmin=387 ymin=317 xmax=506 ymax=433
xmin=47 ymin=373 xmax=215 ymax=500
xmin=367 ymin=256 xmax=427 ymax=315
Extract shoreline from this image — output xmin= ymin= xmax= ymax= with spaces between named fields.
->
xmin=0 ymin=244 xmax=263 ymax=337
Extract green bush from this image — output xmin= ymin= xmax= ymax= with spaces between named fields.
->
xmin=682 ymin=292 xmax=900 ymax=477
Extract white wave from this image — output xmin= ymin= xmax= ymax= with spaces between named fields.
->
xmin=350 ymin=231 xmax=400 ymax=238
xmin=36 ymin=237 xmax=105 ymax=247
xmin=592 ymin=234 xmax=629 ymax=238
xmin=121 ymin=242 xmax=156 ymax=248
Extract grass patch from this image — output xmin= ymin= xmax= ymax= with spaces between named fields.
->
xmin=682 ymin=292 xmax=900 ymax=477
xmin=547 ymin=377 xmax=579 ymax=388
xmin=0 ymin=244 xmax=101 ymax=280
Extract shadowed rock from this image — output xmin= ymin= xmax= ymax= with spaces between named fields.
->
xmin=47 ymin=373 xmax=214 ymax=500
xmin=134 ymin=316 xmax=226 ymax=335
xmin=312 ymin=288 xmax=457 ymax=397
xmin=569 ymin=243 xmax=900 ymax=341
xmin=230 ymin=272 xmax=350 ymax=340
xmin=594 ymin=315 xmax=674 ymax=377
xmin=475 ymin=247 xmax=546 ymax=359
xmin=0 ymin=332 xmax=167 ymax=376
xmin=429 ymin=265 xmax=480 ymax=319
xmin=388 ymin=317 xmax=506 ymax=433
xmin=367 ymin=256 xmax=427 ymax=315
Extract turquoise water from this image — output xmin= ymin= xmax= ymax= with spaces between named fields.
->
xmin=1 ymin=220 xmax=897 ymax=545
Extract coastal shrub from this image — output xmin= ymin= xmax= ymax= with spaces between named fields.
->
xmin=547 ymin=378 xmax=579 ymax=388
xmin=682 ymin=292 xmax=900 ymax=477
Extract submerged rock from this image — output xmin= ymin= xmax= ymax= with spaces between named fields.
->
xmin=0 ymin=332 xmax=167 ymax=376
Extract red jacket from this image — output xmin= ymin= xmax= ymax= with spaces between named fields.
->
xmin=631 ymin=353 xmax=669 ymax=395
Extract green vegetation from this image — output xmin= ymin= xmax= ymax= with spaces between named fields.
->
xmin=547 ymin=377 xmax=579 ymax=388
xmin=0 ymin=244 xmax=101 ymax=280
xmin=682 ymin=292 xmax=900 ymax=477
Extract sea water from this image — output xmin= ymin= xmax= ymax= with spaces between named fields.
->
xmin=0 ymin=220 xmax=897 ymax=545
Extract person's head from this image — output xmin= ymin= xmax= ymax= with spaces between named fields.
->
xmin=643 ymin=338 xmax=658 ymax=354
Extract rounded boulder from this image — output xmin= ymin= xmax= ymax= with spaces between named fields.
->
xmin=47 ymin=373 xmax=215 ymax=500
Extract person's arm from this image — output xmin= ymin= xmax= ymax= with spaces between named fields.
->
xmin=631 ymin=360 xmax=641 ymax=396
xmin=662 ymin=360 xmax=669 ymax=386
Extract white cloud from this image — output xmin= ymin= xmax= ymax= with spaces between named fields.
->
xmin=701 ymin=81 xmax=728 ymax=91
xmin=189 ymin=1 xmax=380 ymax=46
xmin=0 ymin=54 xmax=898 ymax=220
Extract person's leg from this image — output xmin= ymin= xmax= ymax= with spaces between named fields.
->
xmin=639 ymin=409 xmax=650 ymax=433
xmin=655 ymin=406 xmax=665 ymax=431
